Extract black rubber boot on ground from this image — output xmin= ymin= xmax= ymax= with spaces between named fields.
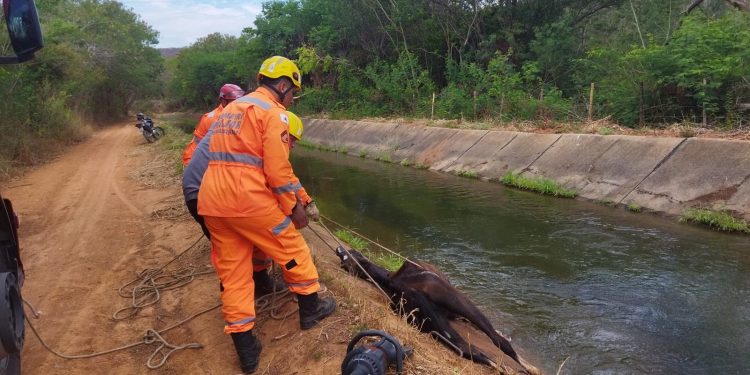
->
xmin=253 ymin=270 xmax=287 ymax=298
xmin=230 ymin=330 xmax=262 ymax=374
xmin=298 ymin=292 xmax=336 ymax=330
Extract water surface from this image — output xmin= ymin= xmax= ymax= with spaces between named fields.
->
xmin=292 ymin=148 xmax=750 ymax=375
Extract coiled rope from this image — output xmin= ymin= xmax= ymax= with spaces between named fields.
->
xmin=22 ymin=234 xmax=294 ymax=369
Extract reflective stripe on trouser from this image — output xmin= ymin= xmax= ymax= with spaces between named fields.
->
xmin=204 ymin=213 xmax=320 ymax=334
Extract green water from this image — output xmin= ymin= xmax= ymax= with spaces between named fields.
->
xmin=292 ymin=148 xmax=750 ymax=375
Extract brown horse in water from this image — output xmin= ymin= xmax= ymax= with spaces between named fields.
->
xmin=336 ymin=248 xmax=537 ymax=374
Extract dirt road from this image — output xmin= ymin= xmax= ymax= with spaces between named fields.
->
xmin=8 ymin=124 xmax=519 ymax=375
xmin=9 ymin=125 xmax=238 ymax=374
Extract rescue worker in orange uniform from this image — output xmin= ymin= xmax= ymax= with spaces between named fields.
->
xmin=182 ymin=83 xmax=285 ymax=298
xmin=197 ymin=56 xmax=332 ymax=374
xmin=182 ymin=111 xmax=313 ymax=298
xmin=181 ymin=83 xmax=245 ymax=167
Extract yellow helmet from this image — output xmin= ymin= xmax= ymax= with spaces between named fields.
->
xmin=287 ymin=111 xmax=304 ymax=140
xmin=257 ymin=56 xmax=302 ymax=90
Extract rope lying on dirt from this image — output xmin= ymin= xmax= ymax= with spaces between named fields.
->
xmin=22 ymin=234 xmax=295 ymax=370
xmin=114 ymin=235 xmax=213 ymax=319
xmin=114 ymin=265 xmax=215 ymax=320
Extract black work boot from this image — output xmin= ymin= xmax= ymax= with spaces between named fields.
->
xmin=230 ymin=330 xmax=262 ymax=374
xmin=253 ymin=270 xmax=287 ymax=298
xmin=297 ymin=292 xmax=336 ymax=330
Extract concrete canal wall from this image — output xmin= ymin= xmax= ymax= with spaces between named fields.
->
xmin=302 ymin=119 xmax=750 ymax=221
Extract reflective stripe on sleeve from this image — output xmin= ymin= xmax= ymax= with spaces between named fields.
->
xmin=272 ymin=217 xmax=292 ymax=235
xmin=271 ymin=182 xmax=302 ymax=195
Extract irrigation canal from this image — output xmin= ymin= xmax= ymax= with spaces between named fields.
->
xmin=292 ymin=147 xmax=750 ymax=375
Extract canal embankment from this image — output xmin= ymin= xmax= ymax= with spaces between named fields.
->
xmin=302 ymin=119 xmax=750 ymax=222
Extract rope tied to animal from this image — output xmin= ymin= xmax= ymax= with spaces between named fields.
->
xmin=305 ymin=220 xmax=394 ymax=302
xmin=319 ymin=214 xmax=421 ymax=268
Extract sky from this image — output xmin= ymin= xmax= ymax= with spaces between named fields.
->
xmin=118 ymin=0 xmax=265 ymax=48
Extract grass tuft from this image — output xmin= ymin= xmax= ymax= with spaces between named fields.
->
xmin=375 ymin=154 xmax=393 ymax=163
xmin=501 ymin=171 xmax=577 ymax=198
xmin=627 ymin=202 xmax=641 ymax=213
xmin=598 ymin=126 xmax=614 ymax=135
xmin=413 ymin=162 xmax=429 ymax=169
xmin=680 ymin=208 xmax=749 ymax=233
xmin=334 ymin=229 xmax=404 ymax=271
xmin=297 ymin=139 xmax=316 ymax=149
xmin=455 ymin=169 xmax=478 ymax=179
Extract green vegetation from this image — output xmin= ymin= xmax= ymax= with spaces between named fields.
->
xmin=156 ymin=114 xmax=195 ymax=174
xmin=679 ymin=126 xmax=697 ymax=138
xmin=1 ymin=0 xmax=163 ymax=173
xmin=413 ymin=163 xmax=430 ymax=170
xmin=501 ymin=171 xmax=577 ymax=198
xmin=400 ymin=159 xmax=413 ymax=167
xmin=334 ymin=229 xmax=368 ymax=251
xmin=334 ymin=229 xmax=404 ymax=271
xmin=164 ymin=1 xmax=749 ymax=128
xmin=598 ymin=127 xmax=614 ymax=136
xmin=374 ymin=154 xmax=393 ymax=163
xmin=4 ymin=0 xmax=750 ymax=183
xmin=455 ymin=169 xmax=478 ymax=179
xmin=680 ymin=208 xmax=749 ymax=233
xmin=358 ymin=151 xmax=368 ymax=158
xmin=297 ymin=139 xmax=317 ymax=149
xmin=627 ymin=203 xmax=642 ymax=213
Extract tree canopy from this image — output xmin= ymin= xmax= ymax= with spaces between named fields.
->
xmin=0 ymin=0 xmax=164 ymax=167
xmin=166 ymin=0 xmax=749 ymax=127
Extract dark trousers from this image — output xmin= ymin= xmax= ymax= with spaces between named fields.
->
xmin=185 ymin=198 xmax=211 ymax=240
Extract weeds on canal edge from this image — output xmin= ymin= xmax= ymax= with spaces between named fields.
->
xmin=334 ymin=229 xmax=404 ymax=271
xmin=501 ymin=171 xmax=577 ymax=198
xmin=680 ymin=208 xmax=749 ymax=233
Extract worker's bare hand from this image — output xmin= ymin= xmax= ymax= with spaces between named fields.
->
xmin=291 ymin=202 xmax=309 ymax=229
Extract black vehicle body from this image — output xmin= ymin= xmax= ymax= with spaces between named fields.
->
xmin=0 ymin=195 xmax=24 ymax=375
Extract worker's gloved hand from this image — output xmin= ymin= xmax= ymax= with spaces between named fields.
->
xmin=305 ymin=201 xmax=320 ymax=221
xmin=291 ymin=202 xmax=309 ymax=229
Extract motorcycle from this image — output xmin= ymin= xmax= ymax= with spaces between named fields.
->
xmin=136 ymin=117 xmax=165 ymax=143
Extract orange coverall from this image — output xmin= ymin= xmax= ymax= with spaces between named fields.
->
xmin=181 ymin=104 xmax=222 ymax=166
xmin=198 ymin=87 xmax=318 ymax=334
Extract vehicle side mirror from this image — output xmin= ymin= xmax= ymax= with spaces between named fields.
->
xmin=1 ymin=0 xmax=43 ymax=64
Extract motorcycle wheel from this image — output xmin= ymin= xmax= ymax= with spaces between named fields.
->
xmin=153 ymin=127 xmax=165 ymax=139
xmin=143 ymin=132 xmax=155 ymax=143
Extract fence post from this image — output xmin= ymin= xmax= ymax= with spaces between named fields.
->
xmin=702 ymin=78 xmax=707 ymax=127
xmin=588 ymin=82 xmax=595 ymax=122
xmin=473 ymin=90 xmax=477 ymax=121
xmin=500 ymin=93 xmax=505 ymax=126
xmin=431 ymin=92 xmax=435 ymax=121
xmin=639 ymin=81 xmax=645 ymax=126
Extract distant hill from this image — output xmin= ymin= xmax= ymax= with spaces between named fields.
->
xmin=158 ymin=48 xmax=182 ymax=58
